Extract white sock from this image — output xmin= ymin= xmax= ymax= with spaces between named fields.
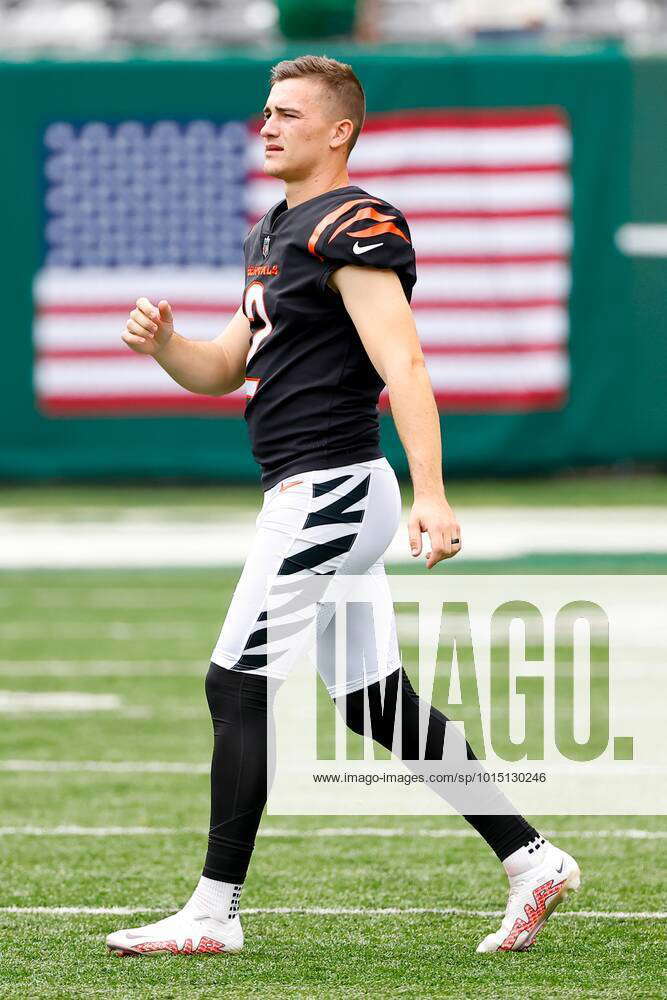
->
xmin=183 ymin=875 xmax=243 ymax=922
xmin=502 ymin=834 xmax=550 ymax=877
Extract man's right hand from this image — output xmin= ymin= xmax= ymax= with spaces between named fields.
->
xmin=122 ymin=298 xmax=175 ymax=356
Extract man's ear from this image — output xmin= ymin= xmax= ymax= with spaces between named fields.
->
xmin=330 ymin=118 xmax=354 ymax=150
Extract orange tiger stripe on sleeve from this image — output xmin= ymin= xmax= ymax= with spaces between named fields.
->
xmin=327 ymin=205 xmax=410 ymax=245
xmin=307 ymin=197 xmax=381 ymax=259
xmin=348 ymin=220 xmax=410 ymax=242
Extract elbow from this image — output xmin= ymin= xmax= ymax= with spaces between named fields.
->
xmin=211 ymin=374 xmax=245 ymax=397
xmin=210 ymin=359 xmax=246 ymax=396
xmin=385 ymin=354 xmax=427 ymax=385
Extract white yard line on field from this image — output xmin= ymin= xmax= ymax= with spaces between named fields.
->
xmin=0 ymin=826 xmax=203 ymax=836
xmin=0 ymin=622 xmax=206 ymax=639
xmin=0 ymin=825 xmax=664 ymax=840
xmin=1 ymin=506 xmax=666 ymax=567
xmin=2 ymin=757 xmax=665 ymax=783
xmin=0 ymin=660 xmax=204 ymax=676
xmin=309 ymin=827 xmax=667 ymax=840
xmin=2 ymin=758 xmax=666 ymax=780
xmin=0 ymin=905 xmax=664 ymax=920
xmin=0 ymin=759 xmax=210 ymax=774
xmin=0 ymin=508 xmax=257 ymax=525
xmin=0 ymin=691 xmax=122 ymax=713
xmin=22 ymin=590 xmax=230 ymax=609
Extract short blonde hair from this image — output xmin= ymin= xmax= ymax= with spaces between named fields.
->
xmin=269 ymin=54 xmax=366 ymax=153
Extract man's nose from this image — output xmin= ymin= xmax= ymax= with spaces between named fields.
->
xmin=260 ymin=118 xmax=278 ymax=138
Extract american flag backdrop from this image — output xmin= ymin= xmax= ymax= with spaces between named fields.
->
xmin=33 ymin=109 xmax=571 ymax=416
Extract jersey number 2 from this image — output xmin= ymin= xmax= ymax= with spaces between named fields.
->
xmin=243 ymin=281 xmax=273 ymax=364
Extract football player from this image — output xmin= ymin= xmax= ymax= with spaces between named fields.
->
xmin=107 ymin=55 xmax=579 ymax=957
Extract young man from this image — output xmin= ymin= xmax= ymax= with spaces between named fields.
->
xmin=107 ymin=55 xmax=580 ymax=957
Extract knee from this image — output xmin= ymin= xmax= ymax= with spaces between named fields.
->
xmin=205 ymin=662 xmax=268 ymax=725
xmin=337 ymin=670 xmax=403 ymax=746
xmin=205 ymin=663 xmax=223 ymax=728
xmin=205 ymin=662 xmax=244 ymax=726
xmin=337 ymin=682 xmax=391 ymax=739
xmin=205 ymin=661 xmax=227 ymax=708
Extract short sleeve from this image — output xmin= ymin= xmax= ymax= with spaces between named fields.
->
xmin=309 ymin=198 xmax=417 ymax=301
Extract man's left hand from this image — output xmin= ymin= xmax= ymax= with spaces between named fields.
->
xmin=408 ymin=496 xmax=462 ymax=569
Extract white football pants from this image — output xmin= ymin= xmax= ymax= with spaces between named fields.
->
xmin=210 ymin=457 xmax=402 ymax=696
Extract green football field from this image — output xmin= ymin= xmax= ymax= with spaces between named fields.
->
xmin=1 ymin=481 xmax=666 ymax=998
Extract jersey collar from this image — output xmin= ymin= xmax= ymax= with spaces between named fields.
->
xmin=262 ymin=184 xmax=362 ymax=236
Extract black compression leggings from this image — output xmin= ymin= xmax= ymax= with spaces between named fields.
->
xmin=202 ymin=663 xmax=537 ymax=884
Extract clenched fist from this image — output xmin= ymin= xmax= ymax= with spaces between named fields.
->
xmin=122 ymin=298 xmax=175 ymax=356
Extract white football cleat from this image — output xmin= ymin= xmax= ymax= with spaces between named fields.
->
xmin=477 ymin=845 xmax=581 ymax=953
xmin=106 ymin=910 xmax=244 ymax=956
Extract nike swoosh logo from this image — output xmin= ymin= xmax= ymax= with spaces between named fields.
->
xmin=556 ymin=859 xmax=564 ymax=873
xmin=280 ymin=480 xmax=303 ymax=492
xmin=352 ymin=241 xmax=384 ymax=255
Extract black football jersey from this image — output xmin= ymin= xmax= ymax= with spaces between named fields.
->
xmin=241 ymin=184 xmax=417 ymax=489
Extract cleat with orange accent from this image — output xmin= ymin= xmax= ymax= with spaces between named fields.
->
xmin=476 ymin=845 xmax=581 ymax=953
xmin=106 ymin=911 xmax=243 ymax=957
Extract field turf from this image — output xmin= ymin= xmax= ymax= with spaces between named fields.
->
xmin=1 ymin=480 xmax=665 ymax=998
xmin=1 ymin=562 xmax=665 ymax=999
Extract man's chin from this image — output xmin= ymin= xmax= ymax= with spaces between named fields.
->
xmin=263 ymin=160 xmax=287 ymax=179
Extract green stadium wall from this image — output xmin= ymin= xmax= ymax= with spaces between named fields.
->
xmin=0 ymin=44 xmax=664 ymax=482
